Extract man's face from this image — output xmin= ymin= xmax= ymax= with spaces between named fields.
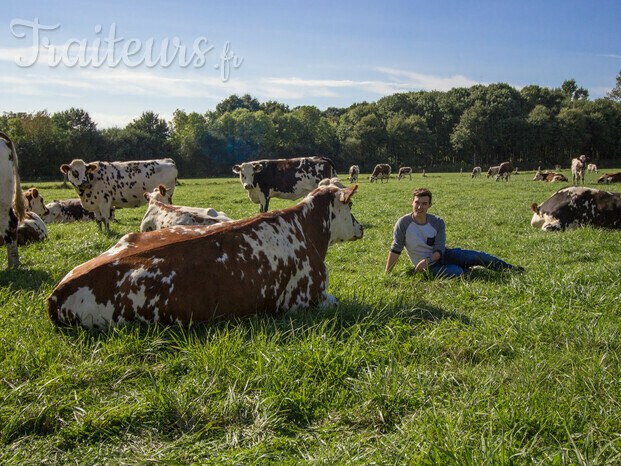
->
xmin=412 ymin=195 xmax=431 ymax=215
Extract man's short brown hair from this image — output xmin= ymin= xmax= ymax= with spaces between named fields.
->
xmin=412 ymin=188 xmax=432 ymax=203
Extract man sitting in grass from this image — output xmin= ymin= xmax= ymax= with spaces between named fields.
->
xmin=384 ymin=187 xmax=524 ymax=278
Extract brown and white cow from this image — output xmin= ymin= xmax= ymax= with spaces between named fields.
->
xmin=348 ymin=165 xmax=359 ymax=183
xmin=369 ymin=164 xmax=391 ymax=183
xmin=495 ymin=162 xmax=514 ymax=182
xmin=232 ymin=156 xmax=335 ymax=213
xmin=587 ymin=163 xmax=598 ymax=174
xmin=397 ymin=167 xmax=412 ymax=181
xmin=60 ymin=158 xmax=177 ymax=233
xmin=0 ymin=132 xmax=27 ymax=268
xmin=533 ymin=170 xmax=568 ymax=182
xmin=597 ymin=172 xmax=621 ymax=184
xmin=0 ymin=212 xmax=47 ymax=247
xmin=530 ymin=186 xmax=621 ymax=231
xmin=471 ymin=166 xmax=482 ymax=178
xmin=24 ymin=189 xmax=47 ymax=217
xmin=47 ymin=182 xmax=363 ymax=328
xmin=140 ymin=185 xmax=232 ymax=232
xmin=486 ymin=166 xmax=500 ymax=179
xmin=571 ymin=155 xmax=588 ymax=184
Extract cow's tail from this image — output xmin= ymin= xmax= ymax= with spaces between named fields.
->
xmin=0 ymin=132 xmax=27 ymax=222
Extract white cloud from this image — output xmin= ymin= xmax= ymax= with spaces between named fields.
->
xmin=376 ymin=67 xmax=483 ymax=91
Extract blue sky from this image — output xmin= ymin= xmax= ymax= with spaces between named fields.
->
xmin=1 ymin=0 xmax=619 ymax=128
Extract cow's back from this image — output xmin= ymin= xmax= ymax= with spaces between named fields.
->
xmin=256 ymin=157 xmax=334 ymax=199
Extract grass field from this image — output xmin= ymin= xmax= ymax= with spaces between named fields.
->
xmin=1 ymin=169 xmax=620 ymax=464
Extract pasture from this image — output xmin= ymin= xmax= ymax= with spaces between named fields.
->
xmin=1 ymin=169 xmax=620 ymax=463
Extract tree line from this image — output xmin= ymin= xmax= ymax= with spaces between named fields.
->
xmin=3 ymin=74 xmax=621 ymax=180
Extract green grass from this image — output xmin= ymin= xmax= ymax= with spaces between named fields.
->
xmin=1 ymin=170 xmax=620 ymax=464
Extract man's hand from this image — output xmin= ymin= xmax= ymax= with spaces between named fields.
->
xmin=414 ymin=257 xmax=430 ymax=274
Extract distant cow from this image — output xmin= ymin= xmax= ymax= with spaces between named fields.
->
xmin=61 ymin=158 xmax=177 ymax=233
xmin=486 ymin=166 xmax=500 ymax=179
xmin=369 ymin=164 xmax=391 ymax=183
xmin=587 ymin=163 xmax=598 ymax=174
xmin=348 ymin=165 xmax=359 ymax=183
xmin=471 ymin=166 xmax=481 ymax=178
xmin=140 ymin=185 xmax=232 ymax=232
xmin=232 ymin=156 xmax=335 ymax=213
xmin=495 ymin=162 xmax=514 ymax=182
xmin=597 ymin=172 xmax=621 ymax=184
xmin=571 ymin=155 xmax=588 ymax=184
xmin=47 ymin=181 xmax=363 ymax=328
xmin=533 ymin=170 xmax=568 ymax=182
xmin=530 ymin=186 xmax=621 ymax=231
xmin=1 ymin=132 xmax=27 ymax=268
xmin=397 ymin=167 xmax=412 ymax=181
xmin=0 ymin=212 xmax=47 ymax=247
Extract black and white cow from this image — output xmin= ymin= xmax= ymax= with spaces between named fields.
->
xmin=530 ymin=186 xmax=621 ymax=231
xmin=60 ymin=158 xmax=177 ymax=232
xmin=348 ymin=165 xmax=360 ymax=183
xmin=232 ymin=157 xmax=335 ymax=213
xmin=1 ymin=132 xmax=27 ymax=268
xmin=0 ymin=212 xmax=47 ymax=247
xmin=140 ymin=185 xmax=232 ymax=232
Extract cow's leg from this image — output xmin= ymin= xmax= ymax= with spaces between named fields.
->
xmin=99 ymin=203 xmax=112 ymax=233
xmin=260 ymin=194 xmax=270 ymax=213
xmin=5 ymin=209 xmax=20 ymax=268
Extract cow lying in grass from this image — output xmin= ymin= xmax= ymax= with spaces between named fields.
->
xmin=139 ymin=185 xmax=232 ymax=232
xmin=0 ymin=212 xmax=47 ymax=247
xmin=47 ymin=181 xmax=363 ymax=328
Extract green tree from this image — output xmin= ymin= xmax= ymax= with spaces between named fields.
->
xmin=606 ymin=70 xmax=621 ymax=102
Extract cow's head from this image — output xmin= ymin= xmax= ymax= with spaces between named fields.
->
xmin=144 ymin=184 xmax=173 ymax=204
xmin=232 ymin=162 xmax=263 ymax=190
xmin=320 ymin=182 xmax=363 ymax=245
xmin=530 ymin=202 xmax=563 ymax=231
xmin=60 ymin=159 xmax=98 ymax=188
xmin=24 ymin=188 xmax=49 ymax=216
xmin=533 ymin=171 xmax=544 ymax=181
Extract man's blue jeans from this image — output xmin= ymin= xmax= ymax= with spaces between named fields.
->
xmin=428 ymin=247 xmax=516 ymax=278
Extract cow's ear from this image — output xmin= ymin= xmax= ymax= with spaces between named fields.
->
xmin=530 ymin=202 xmax=539 ymax=214
xmin=340 ymin=184 xmax=358 ymax=203
xmin=144 ymin=192 xmax=150 ymax=201
xmin=232 ymin=165 xmax=241 ymax=173
xmin=86 ymin=163 xmax=98 ymax=173
xmin=252 ymin=163 xmax=264 ymax=173
xmin=60 ymin=164 xmax=70 ymax=174
xmin=32 ymin=188 xmax=39 ymax=197
xmin=158 ymin=184 xmax=167 ymax=196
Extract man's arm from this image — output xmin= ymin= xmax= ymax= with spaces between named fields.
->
xmin=385 ymin=251 xmax=400 ymax=273
xmin=414 ymin=250 xmax=441 ymax=274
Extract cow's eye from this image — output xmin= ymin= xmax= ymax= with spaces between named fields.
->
xmin=73 ymin=171 xmax=78 ymax=177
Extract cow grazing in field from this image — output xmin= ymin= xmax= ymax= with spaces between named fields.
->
xmin=60 ymin=158 xmax=177 ymax=233
xmin=369 ymin=164 xmax=391 ymax=183
xmin=597 ymin=172 xmax=621 ymax=184
xmin=530 ymin=186 xmax=621 ymax=231
xmin=0 ymin=212 xmax=47 ymax=247
xmin=348 ymin=165 xmax=359 ymax=183
xmin=486 ymin=166 xmax=500 ymax=179
xmin=140 ymin=185 xmax=232 ymax=232
xmin=47 ymin=181 xmax=363 ymax=328
xmin=1 ymin=132 xmax=27 ymax=268
xmin=533 ymin=170 xmax=568 ymax=182
xmin=232 ymin=156 xmax=335 ymax=213
xmin=494 ymin=162 xmax=514 ymax=182
xmin=571 ymin=155 xmax=588 ymax=184
xmin=397 ymin=167 xmax=412 ymax=181
xmin=471 ymin=166 xmax=482 ymax=178
xmin=587 ymin=163 xmax=598 ymax=174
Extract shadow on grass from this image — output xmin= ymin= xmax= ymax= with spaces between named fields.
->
xmin=404 ymin=266 xmax=519 ymax=284
xmin=0 ymin=267 xmax=53 ymax=290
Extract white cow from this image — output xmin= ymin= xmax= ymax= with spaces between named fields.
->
xmin=60 ymin=158 xmax=177 ymax=233
xmin=140 ymin=185 xmax=232 ymax=232
xmin=348 ymin=165 xmax=360 ymax=183
xmin=1 ymin=132 xmax=27 ymax=268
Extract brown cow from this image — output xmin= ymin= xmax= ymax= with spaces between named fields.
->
xmin=533 ymin=171 xmax=568 ymax=182
xmin=47 ymin=182 xmax=363 ymax=328
xmin=369 ymin=164 xmax=391 ymax=183
xmin=495 ymin=162 xmax=514 ymax=181
xmin=597 ymin=172 xmax=621 ymax=184
xmin=348 ymin=165 xmax=359 ymax=183
xmin=397 ymin=167 xmax=412 ymax=181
